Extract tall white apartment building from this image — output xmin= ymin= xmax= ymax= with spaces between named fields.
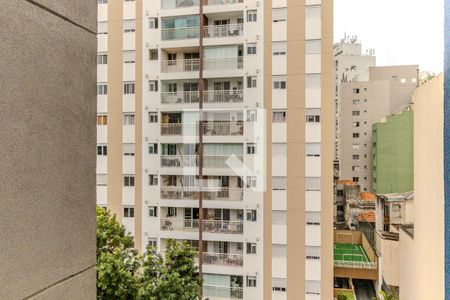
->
xmin=96 ymin=0 xmax=333 ymax=299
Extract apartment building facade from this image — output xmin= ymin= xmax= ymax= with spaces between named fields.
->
xmin=339 ymin=65 xmax=418 ymax=192
xmin=96 ymin=0 xmax=333 ymax=299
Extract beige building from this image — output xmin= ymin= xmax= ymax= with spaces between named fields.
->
xmin=339 ymin=65 xmax=418 ymax=191
xmin=0 ymin=1 xmax=96 ymax=299
xmin=97 ymin=0 xmax=333 ymax=299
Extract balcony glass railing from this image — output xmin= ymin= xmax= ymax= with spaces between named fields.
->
xmin=203 ymin=252 xmax=243 ymax=267
xmin=204 ymin=57 xmax=243 ymax=71
xmin=203 ymin=285 xmax=244 ymax=299
xmin=160 ymin=122 xmax=243 ymax=136
xmin=161 ymin=0 xmax=199 ymax=9
xmin=160 ymin=218 xmax=244 ymax=234
xmin=160 ymin=155 xmax=243 ymax=169
xmin=160 ymin=186 xmax=244 ymax=201
xmin=161 ymin=155 xmax=198 ymax=167
xmin=161 ymin=27 xmax=199 ymax=40
xmin=161 ymin=59 xmax=200 ymax=73
xmin=334 ymin=260 xmax=378 ymax=269
xmin=161 ymin=90 xmax=243 ymax=104
xmin=203 ymin=0 xmax=243 ymax=5
xmin=204 ymin=24 xmax=244 ymax=38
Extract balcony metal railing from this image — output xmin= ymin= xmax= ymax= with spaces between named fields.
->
xmin=203 ymin=285 xmax=244 ymax=300
xmin=161 ymin=122 xmax=243 ymax=136
xmin=161 ymin=90 xmax=243 ymax=104
xmin=161 ymin=155 xmax=198 ymax=167
xmin=204 ymin=24 xmax=244 ymax=38
xmin=161 ymin=91 xmax=200 ymax=104
xmin=203 ymin=0 xmax=243 ymax=5
xmin=204 ymin=57 xmax=243 ymax=71
xmin=161 ymin=58 xmax=200 ymax=73
xmin=160 ymin=218 xmax=243 ymax=234
xmin=334 ymin=260 xmax=378 ymax=269
xmin=203 ymin=252 xmax=243 ymax=267
xmin=160 ymin=186 xmax=243 ymax=201
xmin=161 ymin=26 xmax=199 ymax=40
xmin=204 ymin=90 xmax=243 ymax=103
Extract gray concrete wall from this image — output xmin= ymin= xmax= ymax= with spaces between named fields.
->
xmin=0 ymin=1 xmax=96 ymax=299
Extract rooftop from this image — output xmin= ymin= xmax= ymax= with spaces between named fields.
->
xmin=377 ymin=191 xmax=414 ymax=202
xmin=360 ymin=192 xmax=376 ymax=201
xmin=357 ymin=211 xmax=376 ymax=223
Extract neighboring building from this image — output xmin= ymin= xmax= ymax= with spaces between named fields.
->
xmin=375 ymin=192 xmax=414 ymax=298
xmin=333 ymin=36 xmax=376 ymax=163
xmin=97 ymin=1 xmax=334 ymax=299
xmin=412 ymin=74 xmax=444 ymax=299
xmin=0 ymin=1 xmax=96 ymax=299
xmin=335 ymin=180 xmax=359 ymax=228
xmin=339 ymin=65 xmax=418 ymax=191
xmin=372 ymin=110 xmax=414 ymax=194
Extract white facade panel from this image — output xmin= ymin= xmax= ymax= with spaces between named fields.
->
xmin=272 ymin=123 xmax=287 ymax=143
xmin=305 ymin=123 xmax=321 ymax=143
xmin=122 ymin=187 xmax=135 ymax=206
xmin=305 ymin=225 xmax=321 ymax=246
xmin=123 ymin=95 xmax=135 ymax=112
xmin=123 ymin=33 xmax=135 ymax=51
xmin=305 ymin=260 xmax=321 ymax=281
xmin=272 ymin=22 xmax=287 ymax=42
xmin=272 ymin=225 xmax=287 ymax=244
xmin=305 ymin=157 xmax=321 ymax=177
xmin=305 ymin=54 xmax=321 ymax=74
xmin=97 ymin=65 xmax=108 ymax=82
xmin=123 ymin=125 xmax=135 ymax=143
xmin=123 ymin=156 xmax=135 ymax=175
xmin=97 ymin=186 xmax=107 ymax=205
xmin=272 ymin=257 xmax=287 ymax=278
xmin=122 ymin=217 xmax=135 ymax=236
xmin=305 ymin=6 xmax=321 ymax=40
xmin=97 ymin=126 xmax=107 ymax=144
xmin=272 ymin=190 xmax=287 ymax=211
xmin=97 ymin=95 xmax=108 ymax=113
xmin=97 ymin=156 xmax=107 ymax=174
xmin=123 ymin=63 xmax=135 ymax=81
xmin=305 ymin=191 xmax=321 ymax=212
xmin=97 ymin=4 xmax=108 ymax=22
xmin=98 ymin=35 xmax=108 ymax=52
xmin=305 ymin=88 xmax=321 ymax=108
xmin=272 ymin=89 xmax=287 ymax=109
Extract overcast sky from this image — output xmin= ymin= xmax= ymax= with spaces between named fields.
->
xmin=334 ymin=0 xmax=445 ymax=73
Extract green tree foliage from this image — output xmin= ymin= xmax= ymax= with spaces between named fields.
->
xmin=373 ymin=290 xmax=398 ymax=300
xmin=96 ymin=206 xmax=200 ymax=300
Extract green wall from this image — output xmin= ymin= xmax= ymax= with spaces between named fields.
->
xmin=372 ymin=110 xmax=413 ymax=193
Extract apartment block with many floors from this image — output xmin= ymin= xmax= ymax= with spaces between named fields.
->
xmin=96 ymin=0 xmax=333 ymax=299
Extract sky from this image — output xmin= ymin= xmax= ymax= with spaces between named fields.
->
xmin=334 ymin=0 xmax=445 ymax=73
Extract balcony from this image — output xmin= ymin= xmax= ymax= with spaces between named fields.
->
xmin=161 ymin=155 xmax=198 ymax=167
xmin=161 ymin=27 xmax=199 ymax=41
xmin=204 ymin=57 xmax=243 ymax=71
xmin=161 ymin=90 xmax=243 ymax=104
xmin=160 ymin=155 xmax=243 ymax=169
xmin=160 ymin=218 xmax=243 ymax=234
xmin=160 ymin=122 xmax=243 ymax=136
xmin=204 ymin=24 xmax=243 ymax=39
xmin=160 ymin=186 xmax=243 ymax=201
xmin=162 ymin=59 xmax=200 ymax=73
xmin=203 ymin=0 xmax=243 ymax=5
xmin=203 ymin=252 xmax=243 ymax=267
xmin=203 ymin=285 xmax=243 ymax=300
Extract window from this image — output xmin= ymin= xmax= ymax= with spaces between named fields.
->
xmin=124 ymin=207 xmax=134 ymax=218
xmin=272 ymin=8 xmax=287 ymax=22
xmin=352 ymin=177 xmax=359 ymax=182
xmin=97 ymin=53 xmax=107 ymax=64
xmin=306 ymin=246 xmax=321 ymax=260
xmin=149 ymin=80 xmax=158 ymax=92
xmin=400 ymin=78 xmax=406 ymax=83
xmin=352 ymin=166 xmax=360 ymax=172
xmin=353 ymin=133 xmax=360 ymax=138
xmin=149 ymin=17 xmax=158 ymax=29
xmin=247 ymin=143 xmax=256 ymax=154
xmin=149 ymin=49 xmax=158 ymax=60
xmin=273 ymin=78 xmax=286 ymax=89
xmin=97 ymin=84 xmax=108 ymax=95
xmin=247 ymin=10 xmax=257 ymax=22
xmin=272 ymin=41 xmax=287 ymax=56
xmin=352 ymin=121 xmax=360 ymax=128
xmin=149 ymin=174 xmax=158 ymax=186
xmin=246 ymin=209 xmax=257 ymax=221
xmin=305 ymin=177 xmax=321 ymax=191
xmin=306 ymin=40 xmax=321 ymax=54
xmin=306 ymin=212 xmax=320 ymax=225
xmin=244 ymin=276 xmax=257 ymax=288
xmin=247 ymin=43 xmax=257 ymax=55
xmin=353 ymin=155 xmax=360 ymax=160
xmin=123 ymin=51 xmax=135 ymax=64
xmin=306 ymin=143 xmax=320 ymax=157
xmin=272 ymin=177 xmax=286 ymax=191
xmin=352 ymin=144 xmax=360 ymax=150
xmin=148 ymin=206 xmax=157 ymax=217
xmin=273 ymin=110 xmax=287 ymax=123
xmin=148 ymin=143 xmax=158 ymax=154
xmin=124 ymin=114 xmax=135 ymax=125
xmin=167 ymin=207 xmax=177 ymax=217
xmin=149 ymin=112 xmax=158 ymax=123
xmin=147 ymin=238 xmax=157 ymax=248
xmin=306 ymin=109 xmax=320 ymax=123
xmin=98 ymin=0 xmax=107 ymax=4
xmin=97 ymin=145 xmax=107 ymax=156
xmin=353 ymin=88 xmax=360 ymax=94
xmin=247 ymin=76 xmax=257 ymax=88
xmin=97 ymin=174 xmax=107 ymax=186
xmin=124 ymin=176 xmax=135 ymax=187
xmin=272 ymin=278 xmax=286 ymax=292
xmin=247 ymin=243 xmax=257 ymax=254
xmin=353 ymin=99 xmax=360 ymax=105
xmin=246 ymin=176 xmax=257 ymax=188
xmin=98 ymin=22 xmax=108 ymax=34
xmin=124 ymin=82 xmax=135 ymax=94
xmin=97 ymin=115 xmax=108 ymax=125
xmin=123 ymin=144 xmax=135 ymax=156
xmin=352 ymin=110 xmax=360 ymax=116
xmin=246 ymin=110 xmax=257 ymax=122
xmin=123 ymin=19 xmax=135 ymax=33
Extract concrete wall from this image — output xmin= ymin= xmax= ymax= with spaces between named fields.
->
xmin=0 ymin=1 xmax=96 ymax=299
xmin=398 ymin=228 xmax=414 ymax=300
xmin=375 ymin=232 xmax=400 ymax=288
xmin=413 ymin=74 xmax=444 ymax=300
xmin=372 ymin=110 xmax=413 ymax=194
